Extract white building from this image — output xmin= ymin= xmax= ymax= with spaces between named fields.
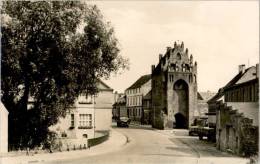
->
xmin=50 ymin=80 xmax=114 ymax=149
xmin=0 ymin=102 xmax=9 ymax=153
xmin=125 ymin=74 xmax=151 ymax=124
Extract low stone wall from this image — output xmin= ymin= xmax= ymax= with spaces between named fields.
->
xmin=215 ymin=101 xmax=258 ymax=157
xmin=88 ymin=131 xmax=109 ymax=147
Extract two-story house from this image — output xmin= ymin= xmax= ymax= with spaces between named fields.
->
xmin=50 ymin=80 xmax=113 ymax=149
xmin=125 ymin=74 xmax=151 ymax=124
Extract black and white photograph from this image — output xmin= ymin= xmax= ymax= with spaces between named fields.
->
xmin=0 ymin=0 xmax=259 ymax=164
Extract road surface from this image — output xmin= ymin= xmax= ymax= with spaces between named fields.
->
xmin=43 ymin=125 xmax=249 ymax=164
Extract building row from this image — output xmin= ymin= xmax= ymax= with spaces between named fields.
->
xmin=113 ymin=42 xmax=215 ymax=128
xmin=207 ymin=64 xmax=259 ymax=156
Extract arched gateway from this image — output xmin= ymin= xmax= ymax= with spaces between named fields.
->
xmin=151 ymin=41 xmax=198 ymax=129
xmin=173 ymin=79 xmax=189 ymax=129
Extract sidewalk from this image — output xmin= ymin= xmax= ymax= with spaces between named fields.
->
xmin=155 ymin=129 xmax=250 ymax=164
xmin=0 ymin=129 xmax=127 ymax=164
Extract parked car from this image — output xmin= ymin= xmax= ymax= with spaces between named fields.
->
xmin=189 ymin=117 xmax=216 ymax=141
xmin=117 ymin=117 xmax=131 ymax=127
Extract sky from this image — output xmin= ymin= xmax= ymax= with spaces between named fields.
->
xmin=89 ymin=0 xmax=259 ymax=93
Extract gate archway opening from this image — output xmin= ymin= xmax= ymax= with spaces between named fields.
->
xmin=173 ymin=79 xmax=189 ymax=129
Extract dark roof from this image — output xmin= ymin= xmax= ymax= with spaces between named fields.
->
xmin=225 ymin=78 xmax=258 ymax=91
xmin=207 ymin=66 xmax=257 ymax=103
xmin=207 ymin=89 xmax=224 ymax=103
xmin=127 ymin=74 xmax=151 ymax=90
xmin=143 ymin=90 xmax=151 ymax=100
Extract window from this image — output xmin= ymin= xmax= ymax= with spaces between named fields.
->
xmin=177 ymin=53 xmax=181 ymax=60
xmin=71 ymin=114 xmax=75 ymax=127
xmin=79 ymin=114 xmax=92 ymax=129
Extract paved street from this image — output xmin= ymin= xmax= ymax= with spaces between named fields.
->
xmin=43 ymin=125 xmax=249 ymax=164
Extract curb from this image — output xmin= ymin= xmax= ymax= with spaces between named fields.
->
xmin=0 ymin=129 xmax=128 ymax=164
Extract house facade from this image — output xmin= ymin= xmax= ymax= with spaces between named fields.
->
xmin=50 ymin=80 xmax=113 ymax=149
xmin=112 ymin=94 xmax=127 ymax=120
xmin=0 ymin=102 xmax=8 ymax=153
xmin=197 ymin=91 xmax=216 ymax=118
xmin=125 ymin=74 xmax=151 ymax=124
xmin=151 ymin=42 xmax=198 ymax=129
xmin=142 ymin=91 xmax=152 ymax=125
xmin=210 ymin=64 xmax=259 ymax=156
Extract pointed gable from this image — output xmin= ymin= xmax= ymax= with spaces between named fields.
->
xmin=97 ymin=80 xmax=113 ymax=91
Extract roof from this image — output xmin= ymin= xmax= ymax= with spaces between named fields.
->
xmin=207 ymin=65 xmax=258 ymax=103
xmin=197 ymin=91 xmax=216 ymax=101
xmin=143 ymin=90 xmax=151 ymax=100
xmin=207 ymin=90 xmax=224 ymax=103
xmin=97 ymin=79 xmax=113 ymax=91
xmin=126 ymin=74 xmax=151 ymax=90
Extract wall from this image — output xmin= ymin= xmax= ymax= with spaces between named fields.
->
xmin=0 ymin=103 xmax=8 ymax=153
xmin=95 ymin=90 xmax=114 ymax=109
xmin=166 ymin=74 xmax=198 ymax=128
xmin=216 ymin=101 xmax=258 ymax=156
xmin=94 ymin=90 xmax=113 ymax=130
xmin=95 ymin=108 xmax=112 ymax=130
xmin=151 ymin=72 xmax=165 ymax=129
xmin=50 ymin=106 xmax=95 ymax=140
xmin=119 ymin=106 xmax=128 ymax=117
xmin=197 ymin=100 xmax=208 ymax=116
xmin=126 ymin=79 xmax=151 ymax=123
xmin=226 ymin=102 xmax=258 ymax=126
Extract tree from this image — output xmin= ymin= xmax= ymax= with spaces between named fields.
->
xmin=1 ymin=1 xmax=128 ymax=149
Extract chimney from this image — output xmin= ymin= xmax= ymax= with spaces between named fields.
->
xmin=151 ymin=65 xmax=155 ymax=72
xmin=238 ymin=64 xmax=245 ymax=74
xmin=256 ymin=64 xmax=259 ymax=78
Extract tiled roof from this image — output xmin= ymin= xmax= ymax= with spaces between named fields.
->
xmin=126 ymin=74 xmax=151 ymax=90
xmin=207 ymin=65 xmax=258 ymax=103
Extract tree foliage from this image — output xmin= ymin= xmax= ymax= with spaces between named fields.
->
xmin=1 ymin=1 xmax=128 ymax=148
